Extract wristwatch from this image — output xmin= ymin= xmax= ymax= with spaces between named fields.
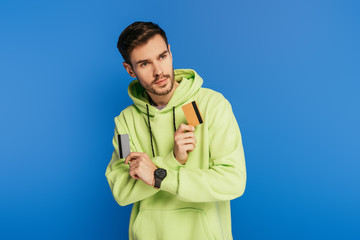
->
xmin=154 ymin=168 xmax=167 ymax=189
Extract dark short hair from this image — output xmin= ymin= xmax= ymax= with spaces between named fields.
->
xmin=117 ymin=21 xmax=169 ymax=66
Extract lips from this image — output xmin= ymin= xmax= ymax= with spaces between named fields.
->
xmin=155 ymin=77 xmax=168 ymax=85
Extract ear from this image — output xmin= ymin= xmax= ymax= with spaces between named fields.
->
xmin=123 ymin=62 xmax=136 ymax=78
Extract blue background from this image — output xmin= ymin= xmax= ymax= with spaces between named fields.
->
xmin=1 ymin=0 xmax=359 ymax=239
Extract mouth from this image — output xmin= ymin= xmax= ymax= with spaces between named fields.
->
xmin=154 ymin=77 xmax=168 ymax=85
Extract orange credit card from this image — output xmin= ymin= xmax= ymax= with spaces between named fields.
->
xmin=182 ymin=101 xmax=204 ymax=127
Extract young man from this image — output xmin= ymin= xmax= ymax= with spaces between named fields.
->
xmin=105 ymin=21 xmax=247 ymax=240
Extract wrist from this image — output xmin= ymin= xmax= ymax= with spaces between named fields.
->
xmin=173 ymin=151 xmax=185 ymax=165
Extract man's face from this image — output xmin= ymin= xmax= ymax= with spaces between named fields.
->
xmin=125 ymin=34 xmax=175 ymax=96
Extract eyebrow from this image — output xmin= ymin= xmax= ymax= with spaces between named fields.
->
xmin=135 ymin=50 xmax=168 ymax=65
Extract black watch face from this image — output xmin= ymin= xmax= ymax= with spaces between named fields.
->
xmin=155 ymin=169 xmax=167 ymax=179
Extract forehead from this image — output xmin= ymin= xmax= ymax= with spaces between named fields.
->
xmin=130 ymin=34 xmax=168 ymax=63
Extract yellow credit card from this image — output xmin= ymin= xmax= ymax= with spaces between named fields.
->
xmin=182 ymin=101 xmax=204 ymax=127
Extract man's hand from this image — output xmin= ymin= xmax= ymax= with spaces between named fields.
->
xmin=173 ymin=124 xmax=197 ymax=165
xmin=125 ymin=152 xmax=157 ymax=186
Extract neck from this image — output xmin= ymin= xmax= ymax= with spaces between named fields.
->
xmin=147 ymin=81 xmax=179 ymax=106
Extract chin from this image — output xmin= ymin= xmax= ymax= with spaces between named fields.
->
xmin=153 ymin=86 xmax=172 ymax=96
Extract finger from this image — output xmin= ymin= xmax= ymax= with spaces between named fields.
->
xmin=176 ymin=123 xmax=195 ymax=133
xmin=124 ymin=154 xmax=135 ymax=164
xmin=130 ymin=174 xmax=140 ymax=180
xmin=182 ymin=143 xmax=196 ymax=152
xmin=129 ymin=159 xmax=139 ymax=167
xmin=129 ymin=168 xmax=141 ymax=179
xmin=177 ymin=142 xmax=195 ymax=153
xmin=129 ymin=162 xmax=139 ymax=170
xmin=129 ymin=169 xmax=136 ymax=178
xmin=129 ymin=163 xmax=134 ymax=170
xmin=174 ymin=132 xmax=195 ymax=141
xmin=176 ymin=138 xmax=196 ymax=147
xmin=125 ymin=152 xmax=145 ymax=164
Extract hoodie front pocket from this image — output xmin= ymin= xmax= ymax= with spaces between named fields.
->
xmin=132 ymin=208 xmax=215 ymax=240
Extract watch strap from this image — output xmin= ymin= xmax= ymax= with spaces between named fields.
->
xmin=154 ymin=178 xmax=162 ymax=189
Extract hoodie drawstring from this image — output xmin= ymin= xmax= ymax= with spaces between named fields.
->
xmin=172 ymin=107 xmax=176 ymax=132
xmin=146 ymin=104 xmax=176 ymax=158
xmin=146 ymin=104 xmax=155 ymax=158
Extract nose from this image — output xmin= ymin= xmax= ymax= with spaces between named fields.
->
xmin=153 ymin=61 xmax=163 ymax=77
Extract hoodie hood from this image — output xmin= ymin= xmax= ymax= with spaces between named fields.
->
xmin=128 ymin=69 xmax=203 ymax=116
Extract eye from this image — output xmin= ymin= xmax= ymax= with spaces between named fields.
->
xmin=160 ymin=54 xmax=167 ymax=60
xmin=140 ymin=62 xmax=148 ymax=67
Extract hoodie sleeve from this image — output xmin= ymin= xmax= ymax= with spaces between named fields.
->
xmin=159 ymin=99 xmax=247 ymax=202
xmin=105 ymin=115 xmax=158 ymax=206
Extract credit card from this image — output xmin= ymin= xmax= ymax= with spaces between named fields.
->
xmin=117 ymin=134 xmax=130 ymax=159
xmin=182 ymin=101 xmax=204 ymax=127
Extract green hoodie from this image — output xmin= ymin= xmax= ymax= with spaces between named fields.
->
xmin=105 ymin=69 xmax=246 ymax=240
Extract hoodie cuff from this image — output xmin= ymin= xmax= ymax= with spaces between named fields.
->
xmin=152 ymin=151 xmax=182 ymax=196
xmin=152 ymin=151 xmax=183 ymax=170
xmin=160 ymin=168 xmax=179 ymax=195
